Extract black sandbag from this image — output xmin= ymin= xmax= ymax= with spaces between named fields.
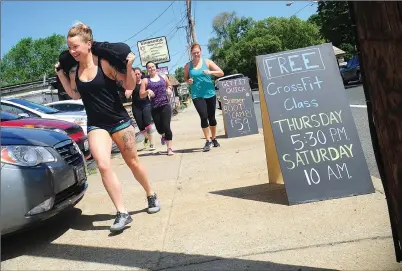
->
xmin=58 ymin=41 xmax=131 ymax=76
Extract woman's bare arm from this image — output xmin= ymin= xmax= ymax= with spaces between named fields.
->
xmin=184 ymin=62 xmax=191 ymax=83
xmin=139 ymin=78 xmax=149 ymax=98
xmin=205 ymin=59 xmax=224 ymax=77
xmin=55 ymin=63 xmax=81 ymax=100
xmin=102 ymin=53 xmax=136 ymax=90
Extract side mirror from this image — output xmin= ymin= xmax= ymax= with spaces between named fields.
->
xmin=18 ymin=113 xmax=29 ymax=118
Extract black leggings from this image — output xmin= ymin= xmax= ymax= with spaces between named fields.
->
xmin=193 ymin=96 xmax=217 ymax=128
xmin=151 ymin=104 xmax=173 ymax=141
xmin=132 ymin=104 xmax=152 ymax=132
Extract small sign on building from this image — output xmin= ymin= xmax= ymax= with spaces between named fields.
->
xmin=137 ymin=36 xmax=170 ymax=67
xmin=156 ymin=66 xmax=169 ymax=75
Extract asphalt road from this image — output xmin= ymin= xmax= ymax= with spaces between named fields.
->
xmin=251 ymin=84 xmax=380 ymax=179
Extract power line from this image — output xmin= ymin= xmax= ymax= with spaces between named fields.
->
xmin=166 ymin=14 xmax=187 ymax=37
xmin=143 ymin=17 xmax=176 ymax=40
xmin=123 ymin=0 xmax=175 ymax=43
xmin=291 ymin=2 xmax=313 ymax=17
xmin=170 ymin=50 xmax=188 ymax=71
xmin=129 ymin=13 xmax=186 ymax=48
xmin=166 ymin=15 xmax=187 ymax=41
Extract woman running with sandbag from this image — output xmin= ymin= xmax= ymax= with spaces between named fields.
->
xmin=55 ymin=22 xmax=160 ymax=233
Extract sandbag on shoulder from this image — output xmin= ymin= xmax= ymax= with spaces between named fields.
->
xmin=58 ymin=41 xmax=132 ymax=76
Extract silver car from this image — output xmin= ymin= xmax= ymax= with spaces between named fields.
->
xmin=1 ymin=98 xmax=88 ymax=134
xmin=1 ymin=127 xmax=88 ymax=236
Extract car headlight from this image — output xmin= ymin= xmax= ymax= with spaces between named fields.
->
xmin=52 ymin=128 xmax=68 ymax=135
xmin=72 ymin=141 xmax=82 ymax=155
xmin=73 ymin=117 xmax=86 ymax=126
xmin=1 ymin=146 xmax=56 ymax=167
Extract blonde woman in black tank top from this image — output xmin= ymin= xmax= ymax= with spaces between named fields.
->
xmin=55 ymin=22 xmax=160 ymax=233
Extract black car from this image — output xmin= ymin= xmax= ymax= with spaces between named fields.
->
xmin=340 ymin=56 xmax=361 ymax=84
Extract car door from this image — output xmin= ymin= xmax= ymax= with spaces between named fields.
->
xmin=0 ymin=103 xmax=40 ymax=118
xmin=343 ymin=56 xmax=358 ymax=82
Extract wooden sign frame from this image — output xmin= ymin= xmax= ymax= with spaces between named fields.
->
xmin=257 ymin=69 xmax=284 ymax=185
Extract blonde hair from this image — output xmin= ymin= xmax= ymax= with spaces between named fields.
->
xmin=67 ymin=21 xmax=93 ymax=43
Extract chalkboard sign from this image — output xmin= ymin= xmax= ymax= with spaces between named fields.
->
xmin=217 ymin=77 xmax=259 ymax=138
xmin=256 ymin=43 xmax=374 ymax=205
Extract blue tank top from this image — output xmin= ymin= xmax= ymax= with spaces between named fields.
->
xmin=189 ymin=59 xmax=216 ymax=99
xmin=147 ymin=75 xmax=169 ymax=108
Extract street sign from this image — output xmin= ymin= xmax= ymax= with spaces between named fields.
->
xmin=217 ymin=77 xmax=259 ymax=138
xmin=256 ymin=43 xmax=374 ymax=205
xmin=137 ymin=36 xmax=170 ymax=67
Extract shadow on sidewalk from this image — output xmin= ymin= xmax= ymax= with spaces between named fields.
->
xmin=210 ymin=184 xmax=288 ymax=205
xmin=199 ymin=135 xmax=227 ymax=140
xmin=2 ymin=242 xmax=337 ymax=270
xmin=174 ymin=148 xmax=202 ymax=154
xmin=139 ymin=148 xmax=203 ymax=157
xmin=1 ymin=207 xmax=146 ymax=261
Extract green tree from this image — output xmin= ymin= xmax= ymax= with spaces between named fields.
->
xmin=307 ymin=14 xmax=322 ymax=29
xmin=208 ymin=14 xmax=255 ymax=72
xmin=0 ymin=34 xmax=67 ymax=86
xmin=309 ymin=2 xmax=356 ymax=60
xmin=208 ymin=14 xmax=323 ymax=83
xmin=174 ymin=67 xmax=184 ymax=83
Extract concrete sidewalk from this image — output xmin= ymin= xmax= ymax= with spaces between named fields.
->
xmin=2 ymin=104 xmax=401 ymax=270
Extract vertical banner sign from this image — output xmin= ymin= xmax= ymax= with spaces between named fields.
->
xmin=217 ymin=77 xmax=259 ymax=138
xmin=256 ymin=43 xmax=374 ymax=205
xmin=156 ymin=66 xmax=169 ymax=75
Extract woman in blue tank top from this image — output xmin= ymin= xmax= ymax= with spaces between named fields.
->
xmin=184 ymin=43 xmax=224 ymax=152
xmin=55 ymin=22 xmax=160 ymax=233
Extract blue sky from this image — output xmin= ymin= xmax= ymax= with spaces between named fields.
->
xmin=1 ymin=1 xmax=317 ymax=73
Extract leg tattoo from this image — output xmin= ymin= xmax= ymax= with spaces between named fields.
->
xmin=122 ymin=130 xmax=136 ymax=152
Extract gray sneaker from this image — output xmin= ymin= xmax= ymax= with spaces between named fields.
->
xmin=147 ymin=193 xmax=161 ymax=214
xmin=203 ymin=141 xmax=212 ymax=152
xmin=110 ymin=212 xmax=133 ymax=232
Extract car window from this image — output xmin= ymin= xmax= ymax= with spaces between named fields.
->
xmin=1 ymin=103 xmax=39 ymax=117
xmin=65 ymin=104 xmax=85 ymax=112
xmin=49 ymin=104 xmax=68 ymax=111
xmin=1 ymin=111 xmax=21 ymax=121
xmin=50 ymin=103 xmax=84 ymax=112
xmin=9 ymin=99 xmax=59 ymax=114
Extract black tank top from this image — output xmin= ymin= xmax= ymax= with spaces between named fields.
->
xmin=131 ymin=82 xmax=151 ymax=109
xmin=75 ymin=57 xmax=130 ymax=127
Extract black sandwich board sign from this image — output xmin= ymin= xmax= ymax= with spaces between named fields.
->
xmin=216 ymin=77 xmax=259 ymax=138
xmin=255 ymin=43 xmax=374 ymax=205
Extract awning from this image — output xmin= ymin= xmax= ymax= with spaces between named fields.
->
xmin=333 ymin=46 xmax=346 ymax=56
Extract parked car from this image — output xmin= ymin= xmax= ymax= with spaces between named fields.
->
xmin=1 ymin=127 xmax=88 ymax=236
xmin=1 ymin=111 xmax=90 ymax=159
xmin=1 ymin=98 xmax=88 ymax=134
xmin=45 ymin=99 xmax=85 ymax=113
xmin=340 ymin=55 xmax=361 ymax=84
xmin=214 ymin=73 xmax=247 ymax=110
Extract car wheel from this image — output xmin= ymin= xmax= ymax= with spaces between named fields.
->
xmin=341 ymin=74 xmax=347 ymax=85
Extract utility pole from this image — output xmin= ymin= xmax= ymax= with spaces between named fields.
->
xmin=186 ymin=0 xmax=197 ymax=44
xmin=350 ymin=1 xmax=402 ymax=262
